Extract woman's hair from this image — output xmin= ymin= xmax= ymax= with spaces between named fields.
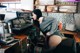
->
xmin=32 ymin=9 xmax=42 ymax=30
xmin=32 ymin=9 xmax=42 ymax=20
xmin=32 ymin=9 xmax=42 ymax=35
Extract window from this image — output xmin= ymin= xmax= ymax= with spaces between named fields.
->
xmin=9 ymin=4 xmax=15 ymax=8
xmin=2 ymin=3 xmax=21 ymax=9
xmin=16 ymin=4 xmax=21 ymax=9
xmin=2 ymin=3 xmax=9 ymax=8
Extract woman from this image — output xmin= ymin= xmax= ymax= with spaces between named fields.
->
xmin=32 ymin=9 xmax=66 ymax=52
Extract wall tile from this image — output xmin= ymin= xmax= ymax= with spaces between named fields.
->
xmin=42 ymin=13 xmax=80 ymax=30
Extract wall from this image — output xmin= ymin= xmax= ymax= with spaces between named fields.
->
xmin=77 ymin=2 xmax=80 ymax=13
xmin=21 ymin=0 xmax=33 ymax=10
xmin=42 ymin=13 xmax=75 ymax=28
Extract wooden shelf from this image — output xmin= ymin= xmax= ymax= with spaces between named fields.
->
xmin=42 ymin=11 xmax=77 ymax=13
xmin=14 ymin=35 xmax=27 ymax=40
xmin=58 ymin=12 xmax=77 ymax=13
xmin=42 ymin=11 xmax=58 ymax=13
xmin=34 ymin=5 xmax=57 ymax=6
xmin=56 ymin=4 xmax=77 ymax=6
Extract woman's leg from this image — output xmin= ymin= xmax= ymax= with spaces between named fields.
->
xmin=49 ymin=35 xmax=62 ymax=48
xmin=44 ymin=35 xmax=67 ymax=53
xmin=44 ymin=35 xmax=62 ymax=53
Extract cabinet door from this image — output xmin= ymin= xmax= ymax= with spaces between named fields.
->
xmin=5 ymin=42 xmax=22 ymax=53
xmin=20 ymin=37 xmax=27 ymax=53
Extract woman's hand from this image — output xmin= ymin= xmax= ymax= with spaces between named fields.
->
xmin=38 ymin=17 xmax=43 ymax=24
xmin=46 ymin=32 xmax=51 ymax=36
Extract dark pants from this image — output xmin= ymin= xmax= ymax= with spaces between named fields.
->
xmin=43 ymin=38 xmax=76 ymax=53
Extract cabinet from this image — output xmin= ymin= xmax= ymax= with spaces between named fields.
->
xmin=0 ymin=35 xmax=27 ymax=53
xmin=34 ymin=0 xmax=78 ymax=13
xmin=61 ymin=30 xmax=80 ymax=43
xmin=14 ymin=35 xmax=27 ymax=53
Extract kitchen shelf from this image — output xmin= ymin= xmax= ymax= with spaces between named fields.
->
xmin=34 ymin=0 xmax=78 ymax=13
